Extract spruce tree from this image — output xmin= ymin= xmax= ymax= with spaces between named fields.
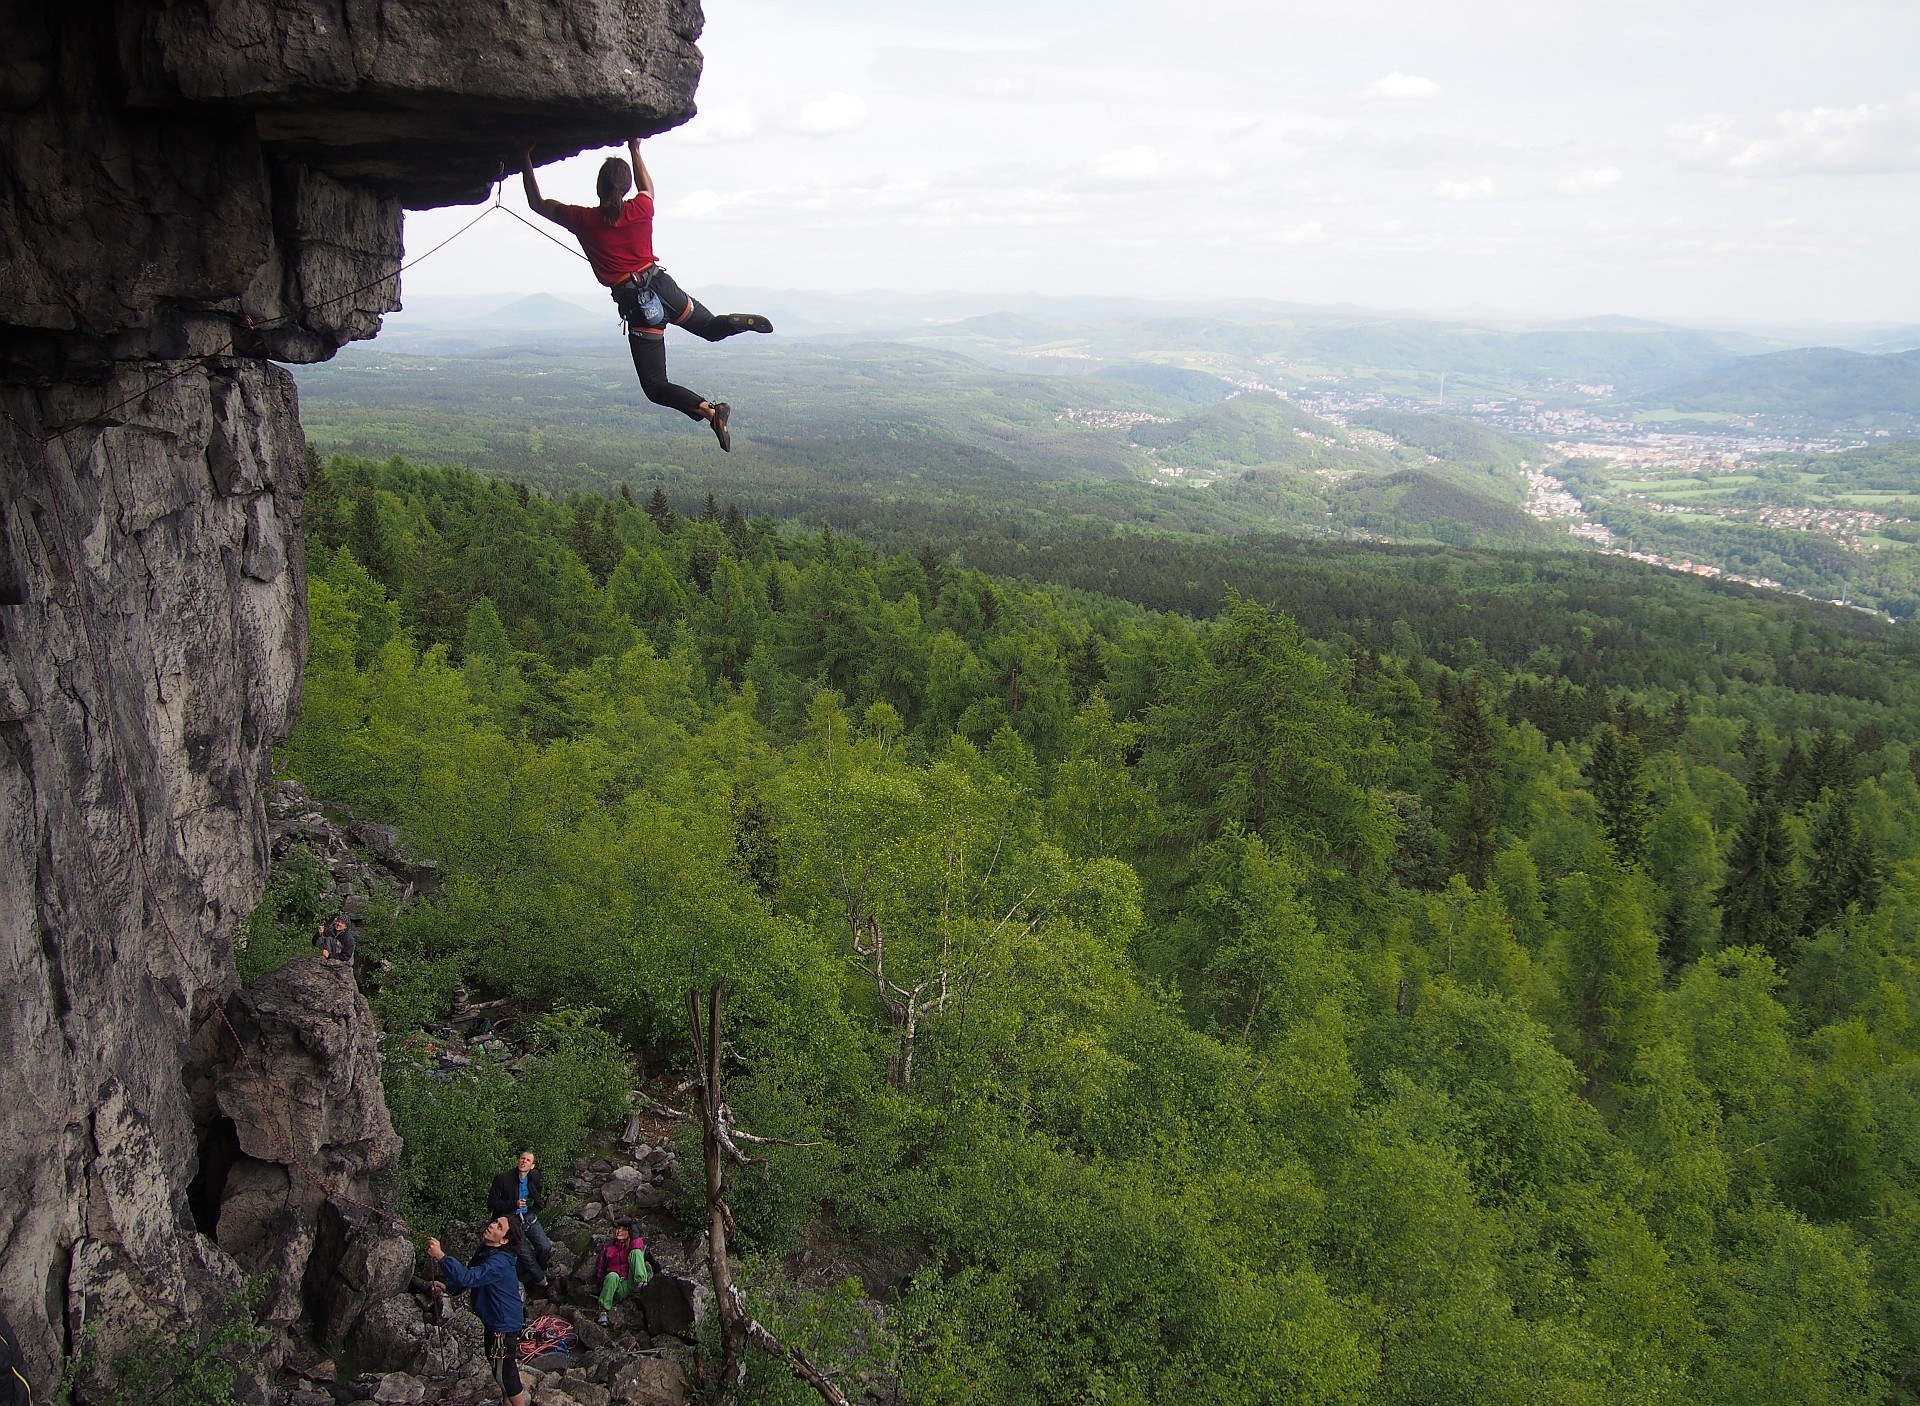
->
xmin=645 ymin=487 xmax=676 ymax=534
xmin=1440 ymin=677 xmax=1498 ymax=885
xmin=347 ymin=489 xmax=396 ymax=584
xmin=461 ymin=597 xmax=511 ymax=663
xmin=1801 ymin=787 xmax=1881 ymax=935
xmin=1776 ymin=735 xmax=1811 ymax=808
xmin=1804 ymin=729 xmax=1853 ymax=799
xmin=1718 ymin=765 xmax=1802 ymax=964
xmin=1586 ymin=724 xmax=1651 ymax=866
xmin=1665 ymin=692 xmax=1690 ymax=745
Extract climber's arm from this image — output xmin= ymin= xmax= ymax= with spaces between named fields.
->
xmin=629 ymin=137 xmax=655 ymax=199
xmin=520 ymin=146 xmax=565 ymax=221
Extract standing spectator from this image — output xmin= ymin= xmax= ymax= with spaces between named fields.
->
xmin=488 ymin=1149 xmax=553 ymax=1295
xmin=428 ymin=1219 xmax=527 ymax=1406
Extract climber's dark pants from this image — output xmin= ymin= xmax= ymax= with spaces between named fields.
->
xmin=615 ymin=267 xmax=751 ymax=421
xmin=484 ymin=1328 xmax=523 ymax=1397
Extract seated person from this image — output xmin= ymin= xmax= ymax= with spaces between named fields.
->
xmin=313 ymin=913 xmax=356 ymax=962
xmin=591 ymin=1219 xmax=651 ymax=1326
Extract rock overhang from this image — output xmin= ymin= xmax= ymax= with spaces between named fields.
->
xmin=111 ymin=0 xmax=706 ymax=208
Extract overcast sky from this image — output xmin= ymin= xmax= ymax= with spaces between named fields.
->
xmin=401 ymin=0 xmax=1920 ymax=325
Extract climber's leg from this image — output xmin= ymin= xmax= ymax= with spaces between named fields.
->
xmin=654 ymin=270 xmax=772 ymax=342
xmin=626 ymin=330 xmax=710 ymax=421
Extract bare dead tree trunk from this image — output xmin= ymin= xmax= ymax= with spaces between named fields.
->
xmin=851 ymin=918 xmax=947 ymax=1090
xmin=687 ymin=984 xmax=850 ymax=1406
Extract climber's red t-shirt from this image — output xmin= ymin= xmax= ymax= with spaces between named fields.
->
xmin=546 ymin=194 xmax=657 ymax=286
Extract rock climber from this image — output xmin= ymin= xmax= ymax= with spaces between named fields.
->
xmin=488 ymin=1148 xmax=554 ymax=1296
xmin=428 ymin=1219 xmax=528 ymax=1406
xmin=520 ymin=137 xmax=772 ymax=452
xmin=590 ymin=1219 xmax=653 ymax=1327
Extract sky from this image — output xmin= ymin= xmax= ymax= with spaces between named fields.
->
xmin=400 ymin=0 xmax=1920 ymax=326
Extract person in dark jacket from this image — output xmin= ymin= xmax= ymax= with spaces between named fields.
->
xmin=428 ymin=1218 xmax=527 ymax=1406
xmin=487 ymin=1149 xmax=553 ymax=1294
xmin=313 ymin=913 xmax=356 ymax=962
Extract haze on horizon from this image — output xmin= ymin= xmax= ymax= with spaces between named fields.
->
xmin=400 ymin=0 xmax=1920 ymax=329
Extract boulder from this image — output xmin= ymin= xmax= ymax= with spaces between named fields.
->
xmin=636 ymin=1276 xmax=699 ymax=1341
xmin=370 ymin=1371 xmax=428 ymax=1404
xmin=351 ymin=1295 xmax=427 ymax=1373
xmin=610 ymin=1356 xmax=691 ymax=1406
xmin=565 ymin=1378 xmax=613 ymax=1406
xmin=214 ymin=958 xmax=400 ymax=1182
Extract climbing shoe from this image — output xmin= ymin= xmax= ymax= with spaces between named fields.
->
xmin=727 ymin=313 xmax=774 ymax=334
xmin=709 ymin=401 xmax=732 ymax=452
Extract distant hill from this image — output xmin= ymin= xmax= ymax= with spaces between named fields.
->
xmin=1329 ymin=469 xmax=1549 ymax=548
xmin=1095 ymin=362 xmax=1236 ymax=404
xmin=1347 ymin=411 xmax=1534 ymax=467
xmin=1647 ymin=347 xmax=1920 ymax=425
xmin=475 ymin=293 xmax=607 ymax=330
xmin=1131 ymin=396 xmax=1366 ymax=468
xmin=902 ymin=309 xmax=1742 ymax=398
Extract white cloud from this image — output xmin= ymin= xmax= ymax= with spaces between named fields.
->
xmin=1558 ymin=165 xmax=1623 ymax=194
xmin=1089 ymin=145 xmax=1166 ymax=185
xmin=1435 ymin=176 xmax=1496 ymax=200
xmin=674 ymin=190 xmax=728 ymax=219
xmin=680 ymin=105 xmax=756 ymax=145
xmin=1670 ymin=93 xmax=1920 ymax=175
xmin=1363 ymin=71 xmax=1441 ymax=101
xmin=788 ymin=93 xmax=872 ymax=137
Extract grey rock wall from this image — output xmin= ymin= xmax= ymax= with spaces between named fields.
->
xmin=0 ymin=0 xmax=701 ymax=1393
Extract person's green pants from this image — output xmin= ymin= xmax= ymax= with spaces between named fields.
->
xmin=598 ymin=1249 xmax=649 ymax=1311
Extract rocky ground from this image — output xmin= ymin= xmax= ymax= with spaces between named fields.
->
xmin=265 ymin=779 xmax=444 ymax=920
xmin=248 ymin=783 xmax=914 ymax=1406
xmin=271 ymin=1069 xmax=705 ymax=1405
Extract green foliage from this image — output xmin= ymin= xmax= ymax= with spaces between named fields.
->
xmin=235 ymin=843 xmax=335 ymax=982
xmin=65 ymin=1281 xmax=271 ymax=1406
xmin=383 ymin=1008 xmax=629 ymax=1227
xmin=267 ymin=453 xmax=1920 ymax=1405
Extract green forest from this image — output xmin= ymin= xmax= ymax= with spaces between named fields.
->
xmin=250 ymin=451 xmax=1920 ymax=1404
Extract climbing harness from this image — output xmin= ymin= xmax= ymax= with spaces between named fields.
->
xmin=613 ymin=266 xmax=669 ymax=336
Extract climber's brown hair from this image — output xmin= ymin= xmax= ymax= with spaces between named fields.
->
xmin=597 ymin=158 xmax=633 ymax=225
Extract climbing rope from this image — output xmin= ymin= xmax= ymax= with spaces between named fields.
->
xmin=12 ymin=186 xmax=525 ymax=452
xmin=0 ymin=178 xmax=552 ymax=1238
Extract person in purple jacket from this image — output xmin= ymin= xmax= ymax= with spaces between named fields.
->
xmin=428 ymin=1218 xmax=528 ymax=1406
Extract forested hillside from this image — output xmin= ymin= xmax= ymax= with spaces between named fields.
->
xmin=257 ymin=454 xmax=1920 ymax=1404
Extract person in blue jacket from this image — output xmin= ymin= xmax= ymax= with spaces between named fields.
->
xmin=428 ymin=1219 xmax=528 ymax=1406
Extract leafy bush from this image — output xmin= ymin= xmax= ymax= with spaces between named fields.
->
xmin=234 ymin=844 xmax=334 ymax=982
xmin=64 ymin=1282 xmax=270 ymax=1406
xmin=383 ymin=1006 xmax=630 ymax=1227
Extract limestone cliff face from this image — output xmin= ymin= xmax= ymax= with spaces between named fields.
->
xmin=0 ymin=2 xmax=701 ymax=1390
